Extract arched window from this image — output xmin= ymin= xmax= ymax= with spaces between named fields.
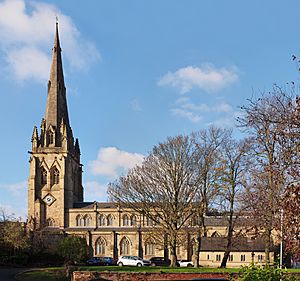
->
xmin=95 ymin=237 xmax=106 ymax=255
xmin=41 ymin=167 xmax=47 ymax=185
xmin=146 ymin=217 xmax=153 ymax=226
xmin=47 ymin=218 xmax=55 ymax=227
xmin=107 ymin=214 xmax=113 ymax=226
xmin=99 ymin=214 xmax=105 ymax=226
xmin=84 ymin=215 xmax=92 ymax=226
xmin=145 ymin=239 xmax=155 ymax=255
xmin=76 ymin=215 xmax=84 ymax=226
xmin=51 ymin=167 xmax=59 ymax=186
xmin=131 ymin=215 xmax=137 ymax=226
xmin=122 ymin=214 xmax=129 ymax=226
xmin=120 ymin=237 xmax=131 ymax=255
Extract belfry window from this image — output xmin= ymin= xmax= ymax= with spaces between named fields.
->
xmin=41 ymin=167 xmax=47 ymax=185
xmin=48 ymin=131 xmax=54 ymax=145
xmin=51 ymin=167 xmax=59 ymax=186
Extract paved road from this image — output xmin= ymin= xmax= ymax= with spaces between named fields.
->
xmin=0 ymin=267 xmax=25 ymax=281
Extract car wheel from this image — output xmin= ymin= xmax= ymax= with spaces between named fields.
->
xmin=137 ymin=263 xmax=142 ymax=267
xmin=150 ymin=262 xmax=156 ymax=267
xmin=187 ymin=263 xmax=193 ymax=267
xmin=118 ymin=262 xmax=123 ymax=266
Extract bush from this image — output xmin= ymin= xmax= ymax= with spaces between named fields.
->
xmin=235 ymin=264 xmax=297 ymax=281
xmin=57 ymin=236 xmax=92 ymax=264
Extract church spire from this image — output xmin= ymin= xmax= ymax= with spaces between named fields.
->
xmin=45 ymin=22 xmax=70 ymax=130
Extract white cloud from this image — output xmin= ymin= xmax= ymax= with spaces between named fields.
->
xmin=171 ymin=108 xmax=202 ymax=123
xmin=0 ymin=180 xmax=28 ymax=220
xmin=0 ymin=204 xmax=27 ymax=221
xmin=84 ymin=181 xmax=109 ymax=202
xmin=89 ymin=147 xmax=144 ymax=178
xmin=158 ymin=64 xmax=238 ymax=94
xmin=0 ymin=181 xmax=27 ymax=198
xmin=0 ymin=0 xmax=100 ymax=82
xmin=172 ymin=97 xmax=235 ymax=124
xmin=214 ymin=102 xmax=233 ymax=113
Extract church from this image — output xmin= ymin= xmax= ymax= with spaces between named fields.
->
xmin=27 ymin=23 xmax=273 ymax=267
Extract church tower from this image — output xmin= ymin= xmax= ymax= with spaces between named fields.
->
xmin=28 ymin=23 xmax=83 ymax=229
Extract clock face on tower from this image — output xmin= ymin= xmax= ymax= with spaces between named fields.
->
xmin=43 ymin=194 xmax=56 ymax=206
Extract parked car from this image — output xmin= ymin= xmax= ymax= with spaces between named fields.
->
xmin=100 ymin=256 xmax=118 ymax=266
xmin=117 ymin=256 xmax=151 ymax=267
xmin=149 ymin=257 xmax=171 ymax=266
xmin=177 ymin=259 xmax=193 ymax=267
xmin=86 ymin=256 xmax=117 ymax=266
xmin=86 ymin=257 xmax=101 ymax=266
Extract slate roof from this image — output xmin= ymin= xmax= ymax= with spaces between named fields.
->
xmin=200 ymin=237 xmax=270 ymax=252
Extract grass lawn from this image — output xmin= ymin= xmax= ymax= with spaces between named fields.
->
xmin=19 ymin=266 xmax=300 ymax=281
xmin=20 ymin=268 xmax=66 ymax=281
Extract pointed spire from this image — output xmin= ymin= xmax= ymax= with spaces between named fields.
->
xmin=31 ymin=126 xmax=39 ymax=151
xmin=45 ymin=22 xmax=70 ymax=130
xmin=32 ymin=126 xmax=38 ymax=141
xmin=75 ymin=138 xmax=80 ymax=154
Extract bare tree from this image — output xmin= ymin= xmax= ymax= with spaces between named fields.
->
xmin=108 ymin=135 xmax=198 ymax=266
xmin=191 ymin=126 xmax=229 ymax=267
xmin=218 ymin=136 xmax=252 ymax=268
xmin=237 ymin=88 xmax=294 ymax=263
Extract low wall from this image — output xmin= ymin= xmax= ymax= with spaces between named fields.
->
xmin=73 ymin=271 xmax=231 ymax=281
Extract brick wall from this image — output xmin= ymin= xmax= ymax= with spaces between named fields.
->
xmin=73 ymin=271 xmax=231 ymax=281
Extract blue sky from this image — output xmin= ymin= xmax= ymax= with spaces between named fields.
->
xmin=0 ymin=0 xmax=300 ymax=219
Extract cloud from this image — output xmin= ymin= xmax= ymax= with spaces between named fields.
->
xmin=130 ymin=99 xmax=142 ymax=111
xmin=0 ymin=181 xmax=27 ymax=198
xmin=0 ymin=204 xmax=27 ymax=221
xmin=89 ymin=147 xmax=144 ymax=178
xmin=0 ymin=181 xmax=28 ymax=220
xmin=171 ymin=108 xmax=202 ymax=123
xmin=158 ymin=64 xmax=238 ymax=94
xmin=171 ymin=97 xmax=236 ymax=124
xmin=84 ymin=181 xmax=109 ymax=202
xmin=0 ymin=0 xmax=100 ymax=82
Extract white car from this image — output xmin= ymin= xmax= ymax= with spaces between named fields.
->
xmin=177 ymin=259 xmax=193 ymax=267
xmin=117 ymin=256 xmax=151 ymax=267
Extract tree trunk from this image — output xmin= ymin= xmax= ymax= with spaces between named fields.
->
xmin=169 ymin=237 xmax=178 ymax=267
xmin=221 ymin=187 xmax=235 ymax=268
xmin=265 ymin=228 xmax=272 ymax=264
xmin=194 ymin=227 xmax=202 ymax=267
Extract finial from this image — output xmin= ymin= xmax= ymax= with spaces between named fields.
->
xmin=56 ymin=16 xmax=59 ymax=25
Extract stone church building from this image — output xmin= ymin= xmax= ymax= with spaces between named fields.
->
xmin=27 ymin=24 xmax=273 ymax=267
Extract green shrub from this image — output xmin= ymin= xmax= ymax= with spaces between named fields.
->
xmin=235 ymin=264 xmax=297 ymax=281
xmin=57 ymin=236 xmax=92 ymax=264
